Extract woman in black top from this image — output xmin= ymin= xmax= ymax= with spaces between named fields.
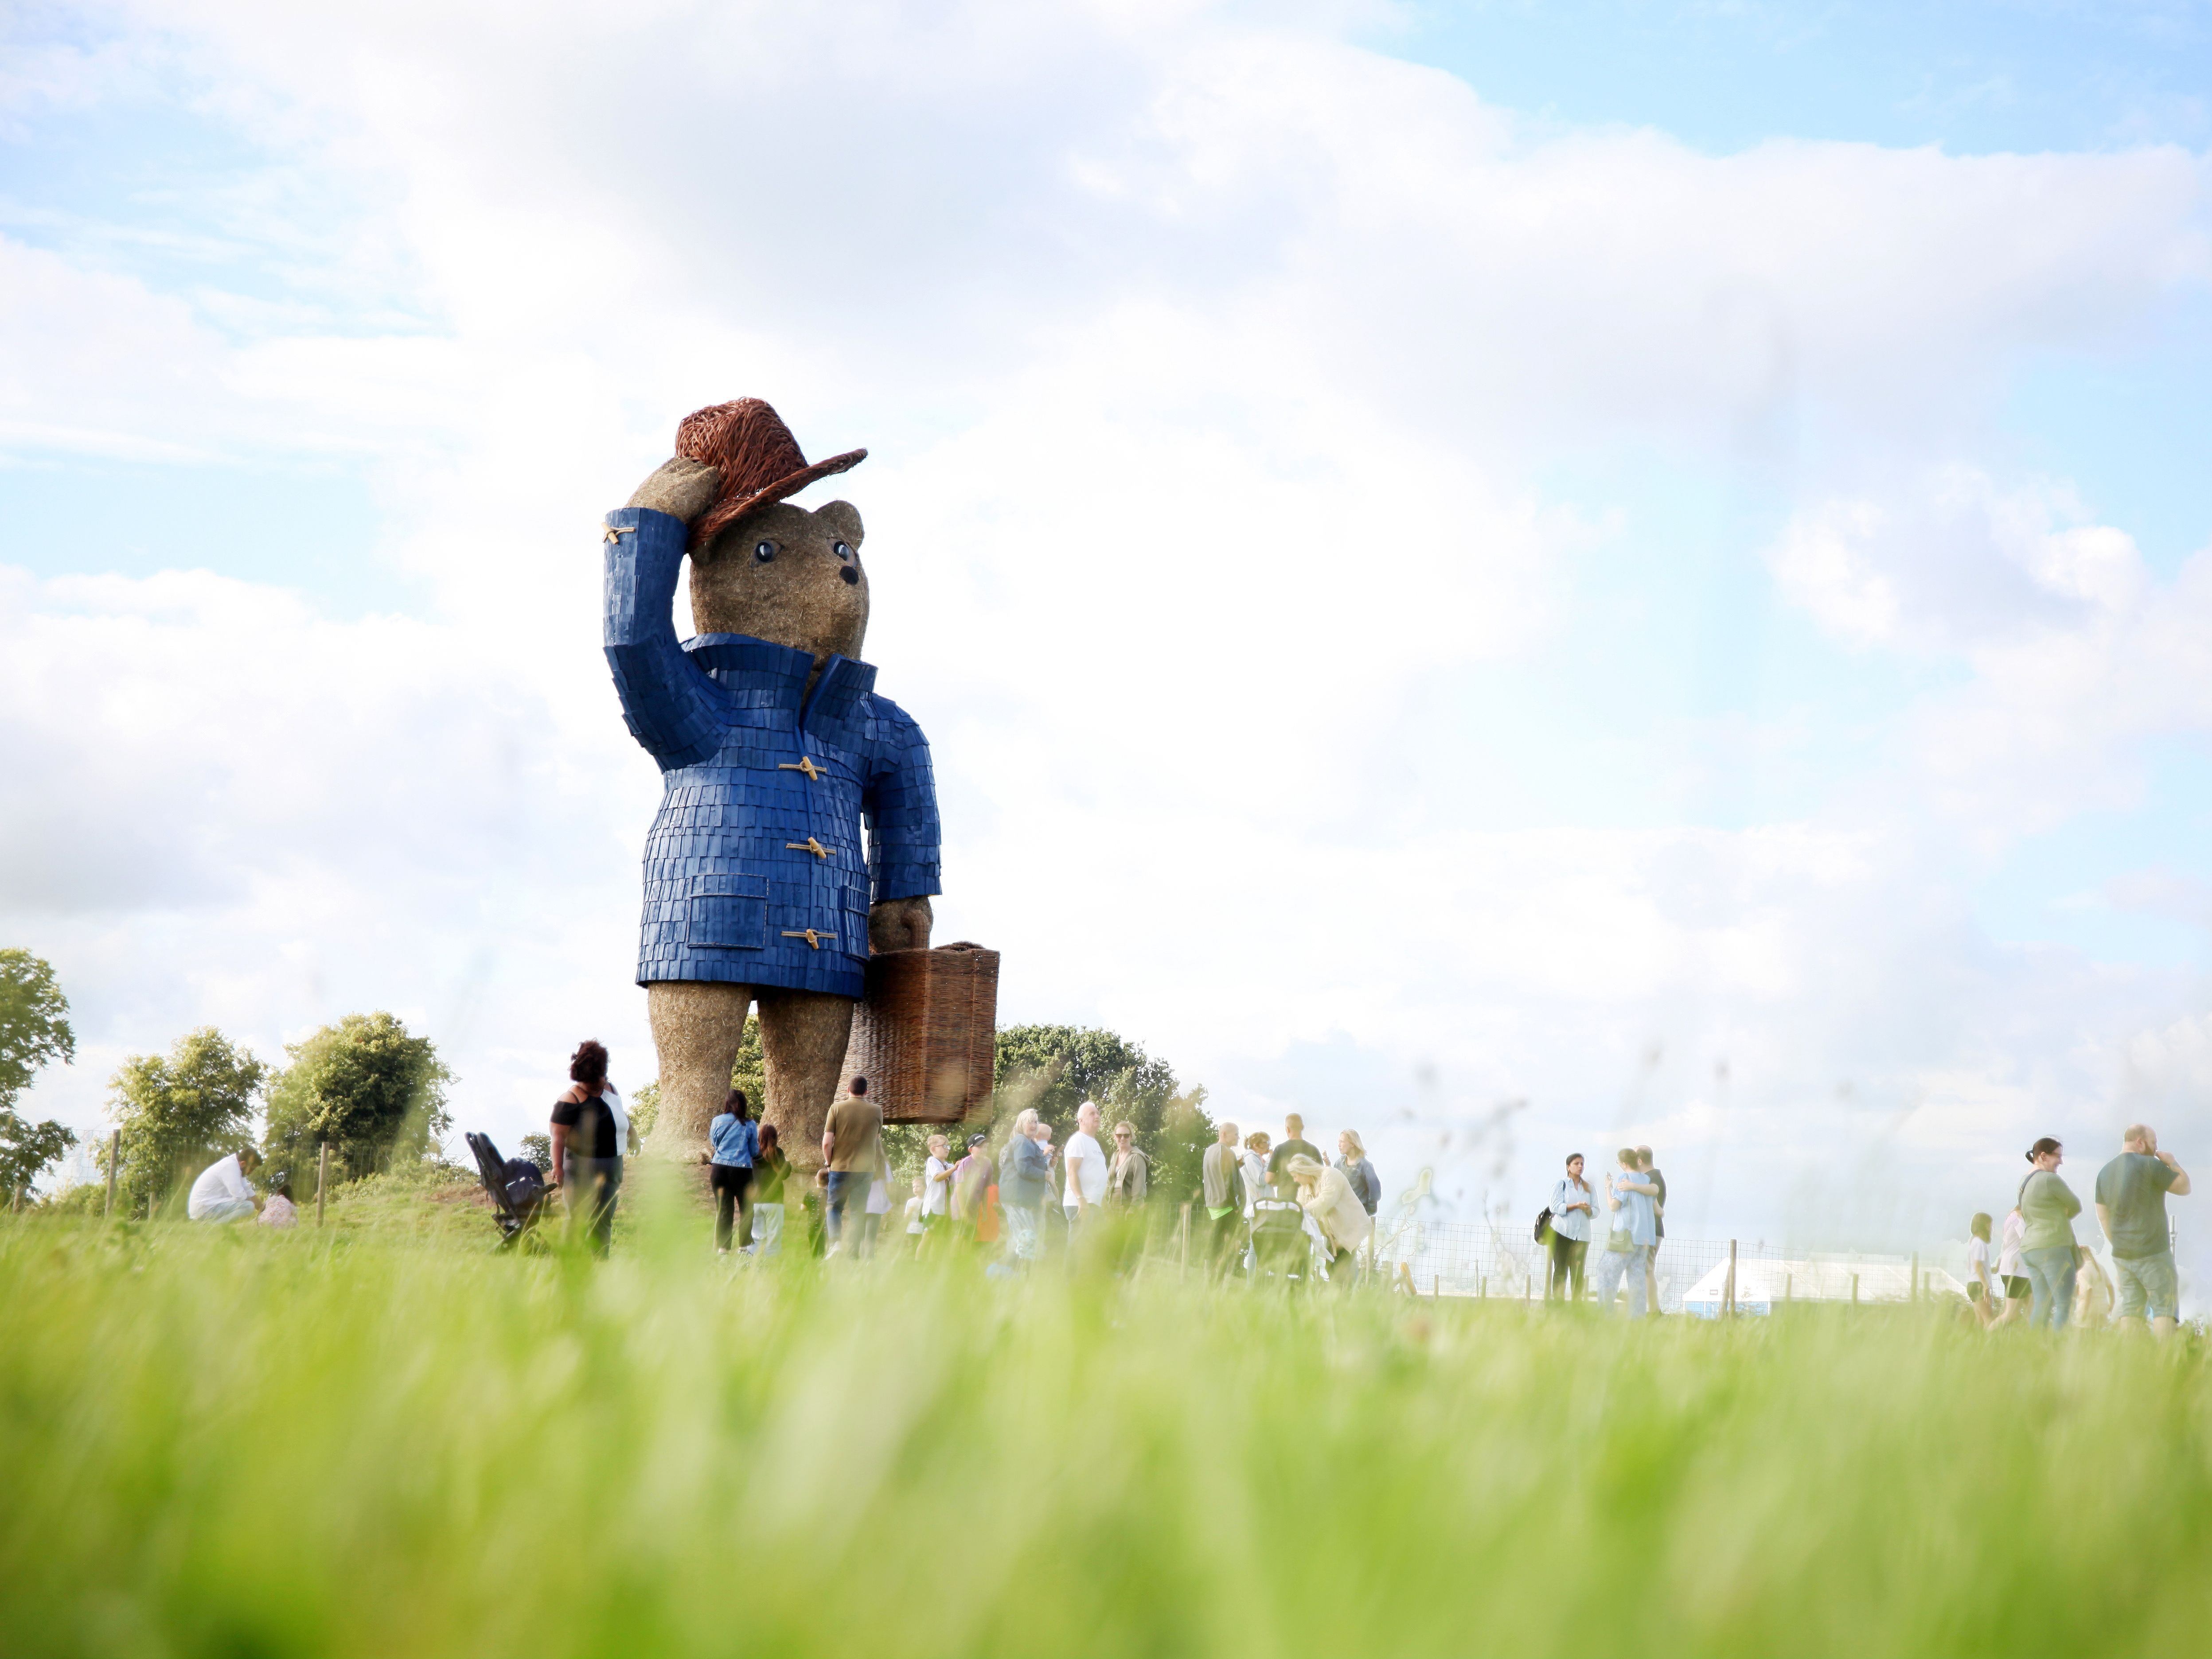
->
xmin=551 ymin=1040 xmax=623 ymax=1255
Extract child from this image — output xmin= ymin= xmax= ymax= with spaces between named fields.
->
xmin=903 ymin=1177 xmax=926 ymax=1247
xmin=1994 ymin=1206 xmax=2030 ymax=1326
xmin=1965 ymin=1213 xmax=1995 ymax=1327
xmin=2072 ymin=1246 xmax=2114 ymax=1329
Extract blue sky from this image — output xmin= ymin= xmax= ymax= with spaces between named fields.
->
xmin=6 ymin=1 xmax=2212 ymax=1287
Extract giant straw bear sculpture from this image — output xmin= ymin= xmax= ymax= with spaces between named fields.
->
xmin=602 ymin=399 xmax=941 ymax=1165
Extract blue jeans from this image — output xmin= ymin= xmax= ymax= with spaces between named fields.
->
xmin=1594 ymin=1243 xmax=1649 ymax=1315
xmin=2022 ymin=1245 xmax=2079 ymax=1330
xmin=823 ymin=1170 xmax=870 ymax=1246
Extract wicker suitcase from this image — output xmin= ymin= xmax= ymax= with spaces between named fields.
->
xmin=839 ymin=941 xmax=1000 ymax=1124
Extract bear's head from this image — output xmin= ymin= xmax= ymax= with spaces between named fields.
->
xmin=689 ymin=498 xmax=868 ymax=666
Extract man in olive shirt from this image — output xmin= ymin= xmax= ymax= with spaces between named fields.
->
xmin=2095 ymin=1125 xmax=2191 ymax=1337
xmin=820 ymin=1075 xmax=882 ymax=1256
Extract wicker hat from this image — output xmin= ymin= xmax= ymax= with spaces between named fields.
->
xmin=675 ymin=397 xmax=866 ymax=553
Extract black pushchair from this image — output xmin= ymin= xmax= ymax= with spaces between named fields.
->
xmin=1248 ymin=1198 xmax=1316 ymax=1284
xmin=466 ymin=1131 xmax=552 ymax=1252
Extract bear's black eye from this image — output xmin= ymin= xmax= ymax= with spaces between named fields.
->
xmin=833 ymin=541 xmax=852 ymax=561
xmin=753 ymin=541 xmax=776 ymax=563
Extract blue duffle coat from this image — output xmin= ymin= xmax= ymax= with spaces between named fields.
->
xmin=602 ymin=506 xmax=941 ymax=999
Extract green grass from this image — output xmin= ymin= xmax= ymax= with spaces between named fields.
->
xmin=4 ymin=1176 xmax=2211 ymax=1658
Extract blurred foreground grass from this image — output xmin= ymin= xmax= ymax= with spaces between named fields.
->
xmin=5 ymin=1179 xmax=2212 ymax=1659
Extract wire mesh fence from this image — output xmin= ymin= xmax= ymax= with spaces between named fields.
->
xmin=1371 ymin=1219 xmax=1951 ymax=1315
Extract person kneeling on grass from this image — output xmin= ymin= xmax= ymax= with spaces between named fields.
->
xmin=186 ymin=1147 xmax=262 ymax=1223
xmin=1287 ymin=1154 xmax=1370 ymax=1287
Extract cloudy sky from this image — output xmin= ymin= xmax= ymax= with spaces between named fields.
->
xmin=7 ymin=0 xmax=2212 ymax=1275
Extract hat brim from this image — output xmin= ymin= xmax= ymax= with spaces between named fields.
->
xmin=690 ymin=448 xmax=867 ymax=552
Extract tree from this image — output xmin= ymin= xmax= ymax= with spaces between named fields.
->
xmin=902 ymin=1024 xmax=1214 ymax=1203
xmin=110 ymin=1028 xmax=267 ymax=1214
xmin=0 ymin=948 xmax=78 ymax=1197
xmin=0 ymin=948 xmax=76 ymax=1103
xmin=1 ymin=1113 xmax=75 ymax=1201
xmin=264 ymin=1013 xmax=453 ymax=1182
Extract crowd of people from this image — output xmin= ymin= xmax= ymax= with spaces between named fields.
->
xmin=1534 ymin=1125 xmax=2191 ymax=1332
xmin=529 ymin=1038 xmax=1389 ymax=1278
xmin=1960 ymin=1127 xmax=2191 ymax=1337
xmin=171 ymin=1038 xmax=2193 ymax=1330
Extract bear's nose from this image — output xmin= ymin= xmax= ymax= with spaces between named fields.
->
xmin=840 ymin=565 xmax=859 ymax=586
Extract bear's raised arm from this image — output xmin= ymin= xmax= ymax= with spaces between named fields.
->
xmin=602 ymin=507 xmax=726 ymax=771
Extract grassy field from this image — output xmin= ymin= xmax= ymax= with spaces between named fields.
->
xmin=4 ymin=1174 xmax=2210 ymax=1658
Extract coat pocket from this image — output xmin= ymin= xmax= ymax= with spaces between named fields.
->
xmin=843 ymin=886 xmax=874 ymax=959
xmin=687 ymin=872 xmax=769 ymax=951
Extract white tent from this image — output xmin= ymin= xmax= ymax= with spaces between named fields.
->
xmin=1681 ymin=1256 xmax=1966 ymax=1317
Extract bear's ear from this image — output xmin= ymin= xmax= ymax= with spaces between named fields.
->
xmin=817 ymin=499 xmax=864 ymax=547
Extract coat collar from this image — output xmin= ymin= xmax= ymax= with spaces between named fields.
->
xmin=682 ymin=633 xmax=878 ymax=733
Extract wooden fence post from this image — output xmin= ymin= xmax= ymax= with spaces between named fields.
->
xmin=1724 ymin=1239 xmax=1738 ymax=1317
xmin=316 ymin=1143 xmax=329 ymax=1227
xmin=105 ymin=1129 xmax=120 ymax=1219
xmin=1851 ymin=1272 xmax=1860 ymax=1306
xmin=1178 ymin=1202 xmax=1190 ymax=1280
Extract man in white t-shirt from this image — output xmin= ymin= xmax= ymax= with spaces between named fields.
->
xmin=1062 ymin=1101 xmax=1108 ymax=1235
xmin=187 ymin=1148 xmax=262 ymax=1222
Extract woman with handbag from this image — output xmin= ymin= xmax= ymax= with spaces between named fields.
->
xmin=2018 ymin=1137 xmax=2082 ymax=1330
xmin=1547 ymin=1153 xmax=1594 ymax=1301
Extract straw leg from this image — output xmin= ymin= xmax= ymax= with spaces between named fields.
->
xmin=756 ymin=989 xmax=857 ymax=1177
xmin=646 ymin=982 xmax=756 ymax=1159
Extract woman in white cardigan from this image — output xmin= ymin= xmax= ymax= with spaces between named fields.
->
xmin=1286 ymin=1155 xmax=1372 ymax=1287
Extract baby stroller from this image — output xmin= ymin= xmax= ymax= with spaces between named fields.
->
xmin=466 ymin=1131 xmax=552 ymax=1253
xmin=1248 ymin=1198 xmax=1316 ymax=1284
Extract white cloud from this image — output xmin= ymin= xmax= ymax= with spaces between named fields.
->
xmin=1768 ymin=470 xmax=2212 ymax=836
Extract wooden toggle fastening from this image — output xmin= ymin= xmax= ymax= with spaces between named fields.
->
xmin=784 ymin=837 xmax=832 ymax=860
xmin=778 ymin=756 xmax=824 ymax=781
xmin=781 ymin=928 xmax=832 ymax=950
xmin=603 ymin=524 xmax=635 ymax=543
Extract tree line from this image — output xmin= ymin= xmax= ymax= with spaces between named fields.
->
xmin=2 ymin=947 xmax=452 ymax=1215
